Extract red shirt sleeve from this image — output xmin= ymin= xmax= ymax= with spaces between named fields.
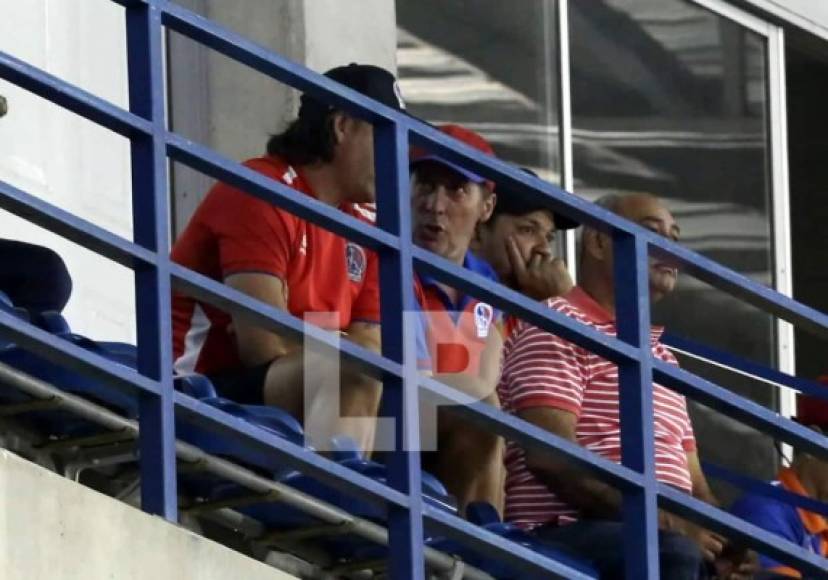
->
xmin=505 ymin=323 xmax=589 ymax=416
xmin=350 ymin=249 xmax=381 ymax=324
xmin=207 ymin=180 xmax=298 ymax=280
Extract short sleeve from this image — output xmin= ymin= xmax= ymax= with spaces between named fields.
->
xmin=351 ymin=250 xmax=381 ymax=324
xmin=504 ymin=322 xmax=588 ymax=416
xmin=210 ymin=182 xmax=297 ymax=280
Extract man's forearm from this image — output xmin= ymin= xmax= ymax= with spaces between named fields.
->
xmin=528 ymin=457 xmax=623 ymax=518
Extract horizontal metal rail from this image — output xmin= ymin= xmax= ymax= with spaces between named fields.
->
xmin=1 ymin=0 xmax=827 ymax=576
xmin=663 ymin=331 xmax=828 ymax=401
xmin=703 ymin=461 xmax=828 ymax=519
xmin=0 ymin=360 xmax=582 ymax=580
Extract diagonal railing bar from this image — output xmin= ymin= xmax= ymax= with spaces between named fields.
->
xmin=663 ymin=331 xmax=828 ymax=401
xmin=4 ymin=5 xmax=828 ymax=344
xmin=0 ymin=310 xmax=160 ymax=397
xmin=411 ymin=247 xmax=641 ymax=365
xmin=165 ymin=133 xmax=400 ymax=253
xmin=0 ymin=179 xmax=157 ymax=270
xmin=418 ymin=375 xmax=644 ymax=491
xmin=654 ymin=361 xmax=828 ymax=460
xmin=422 ymin=506 xmax=595 ymax=580
xmin=173 ymin=393 xmax=411 ymax=511
xmin=659 ymin=485 xmax=828 ymax=577
xmin=703 ymin=461 xmax=828 ymax=518
xmin=157 ymin=0 xmax=406 ymax=126
xmin=0 ymin=50 xmax=151 ymax=139
xmin=169 ymin=263 xmax=401 ymax=381
xmin=401 ymin=132 xmax=828 ymax=341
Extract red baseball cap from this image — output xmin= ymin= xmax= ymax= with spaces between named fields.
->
xmin=410 ymin=124 xmax=495 ymax=188
xmin=795 ymin=375 xmax=828 ymax=429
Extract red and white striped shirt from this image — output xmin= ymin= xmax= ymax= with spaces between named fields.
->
xmin=498 ymin=286 xmax=696 ymax=530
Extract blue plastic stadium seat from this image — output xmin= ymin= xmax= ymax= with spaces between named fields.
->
xmin=175 ymin=373 xmax=218 ymax=399
xmin=0 ymin=290 xmax=28 ymax=349
xmin=0 ymin=334 xmax=141 ymax=437
xmin=210 ymin=435 xmax=456 ymax=559
xmin=175 ymin=374 xmax=306 ymax=495
xmin=429 ymin=501 xmax=598 ymax=579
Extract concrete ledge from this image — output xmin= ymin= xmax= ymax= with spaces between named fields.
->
xmin=0 ymin=449 xmax=293 ymax=580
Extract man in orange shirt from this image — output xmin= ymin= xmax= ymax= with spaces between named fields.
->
xmin=171 ymin=64 xmax=405 ymax=455
xmin=731 ymin=382 xmax=828 ymax=578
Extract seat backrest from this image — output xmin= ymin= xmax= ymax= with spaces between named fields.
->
xmin=329 ymin=434 xmax=363 ymax=462
xmin=175 ymin=373 xmax=218 ymax=399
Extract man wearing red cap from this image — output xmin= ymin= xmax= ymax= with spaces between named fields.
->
xmin=730 ymin=382 xmax=828 ymax=578
xmin=409 ymin=124 xmax=504 ymax=514
xmin=171 ymin=64 xmax=405 ymax=454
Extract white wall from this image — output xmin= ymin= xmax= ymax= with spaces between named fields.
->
xmin=0 ymin=0 xmax=136 ymax=342
xmin=0 ymin=450 xmax=292 ymax=580
xmin=303 ymin=0 xmax=397 ymax=73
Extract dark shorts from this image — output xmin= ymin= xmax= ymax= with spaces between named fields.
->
xmin=207 ymin=362 xmax=271 ymax=406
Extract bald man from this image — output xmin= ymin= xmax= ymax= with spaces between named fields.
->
xmin=498 ymin=193 xmax=754 ymax=579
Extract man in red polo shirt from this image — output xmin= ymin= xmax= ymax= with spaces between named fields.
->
xmin=410 ymin=124 xmax=505 ymax=514
xmin=171 ymin=64 xmax=404 ymax=455
xmin=498 ymin=193 xmax=753 ymax=578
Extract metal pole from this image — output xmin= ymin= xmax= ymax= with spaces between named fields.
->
xmin=613 ymin=233 xmax=659 ymax=579
xmin=375 ymin=120 xmax=426 ymax=578
xmin=125 ymin=0 xmax=177 ymax=520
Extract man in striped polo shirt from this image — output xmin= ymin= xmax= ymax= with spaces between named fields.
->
xmin=498 ymin=193 xmax=754 ymax=579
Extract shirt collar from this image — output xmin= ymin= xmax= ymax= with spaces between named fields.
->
xmin=565 ymin=286 xmax=665 ymax=341
xmin=779 ymin=467 xmax=828 ymax=535
xmin=419 ymin=252 xmax=498 ymax=312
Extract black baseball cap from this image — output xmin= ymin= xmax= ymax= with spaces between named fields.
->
xmin=494 ymin=167 xmax=580 ymax=230
xmin=298 ymin=63 xmax=406 ymax=120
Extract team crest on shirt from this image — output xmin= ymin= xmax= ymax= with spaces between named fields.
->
xmin=346 ymin=242 xmax=367 ymax=282
xmin=473 ymin=302 xmax=494 ymax=338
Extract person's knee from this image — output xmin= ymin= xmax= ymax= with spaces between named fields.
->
xmin=659 ymin=531 xmax=703 ymax=579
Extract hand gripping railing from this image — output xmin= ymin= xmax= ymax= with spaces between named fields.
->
xmin=1 ymin=1 xmax=828 ymax=578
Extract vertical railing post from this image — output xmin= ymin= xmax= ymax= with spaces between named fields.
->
xmin=375 ymin=120 xmax=425 ymax=579
xmin=614 ymin=232 xmax=659 ymax=579
xmin=126 ymin=0 xmax=177 ymax=520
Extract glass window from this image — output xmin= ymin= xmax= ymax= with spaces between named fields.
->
xmin=396 ymin=0 xmax=561 ymax=181
xmin=570 ymin=0 xmax=777 ymax=486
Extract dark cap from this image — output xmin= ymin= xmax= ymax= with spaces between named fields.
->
xmin=298 ymin=63 xmax=405 ymax=120
xmin=410 ymin=124 xmax=496 ymax=187
xmin=494 ymin=167 xmax=580 ymax=230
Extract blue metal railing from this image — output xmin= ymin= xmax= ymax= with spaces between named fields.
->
xmin=1 ymin=0 xmax=827 ymax=577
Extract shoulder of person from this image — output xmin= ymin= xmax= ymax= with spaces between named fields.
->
xmin=348 ymin=203 xmax=377 ymax=224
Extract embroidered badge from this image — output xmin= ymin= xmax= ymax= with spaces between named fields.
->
xmin=473 ymin=302 xmax=494 ymax=338
xmin=346 ymin=242 xmax=367 ymax=282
